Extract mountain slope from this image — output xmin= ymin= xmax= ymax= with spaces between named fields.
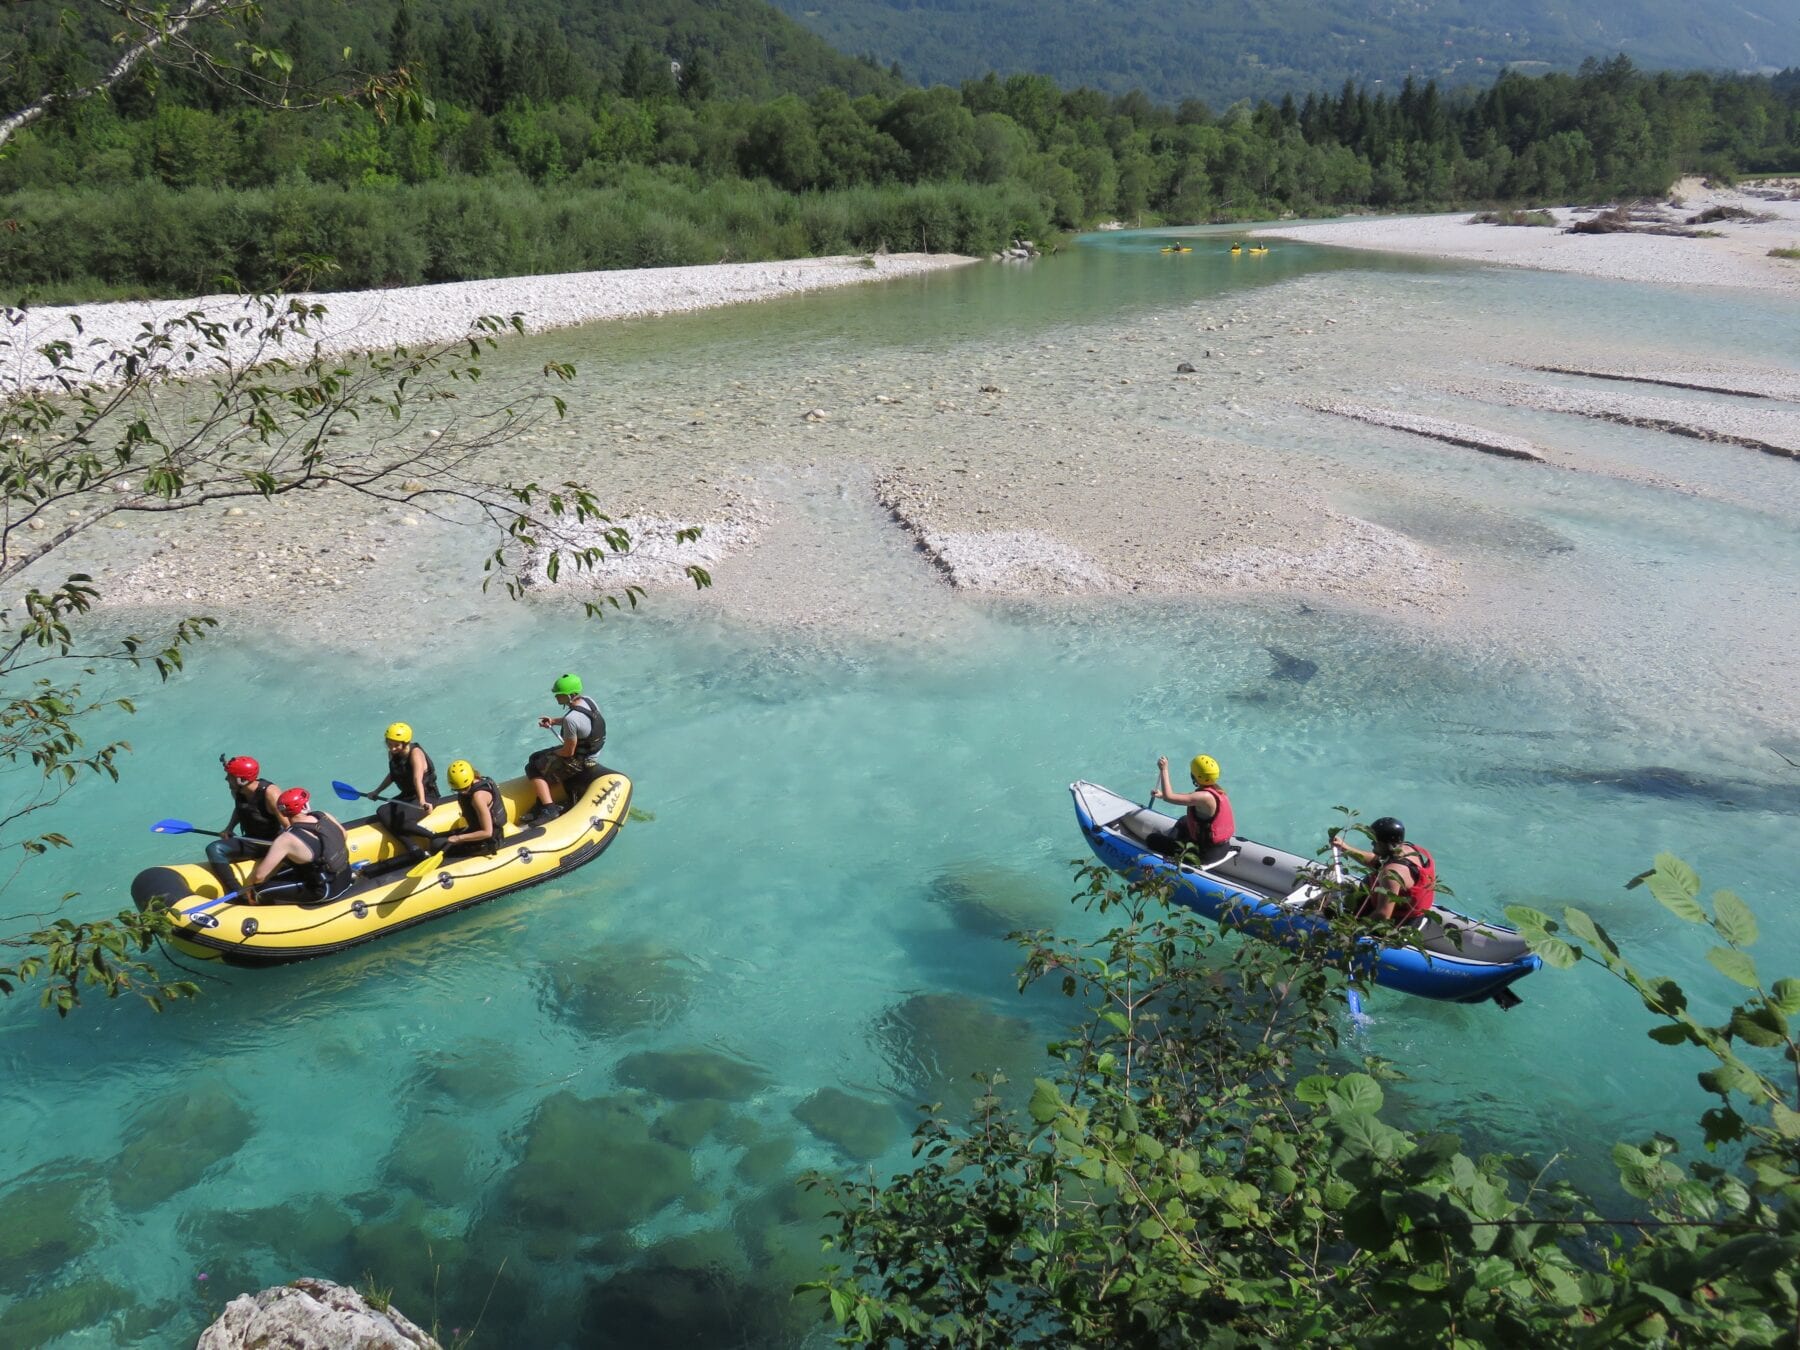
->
xmin=768 ymin=0 xmax=1800 ymax=104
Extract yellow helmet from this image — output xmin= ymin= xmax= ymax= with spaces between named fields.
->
xmin=1190 ymin=754 xmax=1221 ymax=785
xmin=385 ymin=721 xmax=413 ymax=744
xmin=447 ymin=759 xmax=476 ymax=791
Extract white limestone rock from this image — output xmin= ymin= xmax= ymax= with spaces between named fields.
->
xmin=195 ymin=1278 xmax=440 ymax=1350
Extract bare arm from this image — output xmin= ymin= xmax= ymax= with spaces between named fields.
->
xmin=1151 ymin=761 xmax=1215 ymax=811
xmin=246 ymin=833 xmax=303 ymax=890
xmin=448 ymin=793 xmax=494 ymax=846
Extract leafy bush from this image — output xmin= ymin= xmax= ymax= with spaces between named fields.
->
xmin=805 ymin=854 xmax=1798 ymax=1345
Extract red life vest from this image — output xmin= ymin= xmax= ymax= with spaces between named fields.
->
xmin=1184 ymin=786 xmax=1235 ymax=847
xmin=1385 ymin=845 xmax=1436 ymax=920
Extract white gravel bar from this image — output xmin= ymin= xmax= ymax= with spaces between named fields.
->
xmin=1259 ymin=178 xmax=1800 ymax=294
xmin=1306 ymin=400 xmax=1547 ymax=461
xmin=3 ymin=253 xmax=977 ymax=386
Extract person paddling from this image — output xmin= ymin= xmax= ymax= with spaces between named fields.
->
xmin=371 ymin=721 xmax=440 ymax=858
xmin=209 ymin=755 xmax=283 ymax=887
xmin=1333 ymin=817 xmax=1436 ymax=923
xmin=524 ymin=673 xmax=606 ymax=824
xmin=243 ymin=788 xmax=352 ymax=905
xmin=1148 ymin=753 xmax=1235 ymax=866
xmin=436 ymin=759 xmax=509 ymax=857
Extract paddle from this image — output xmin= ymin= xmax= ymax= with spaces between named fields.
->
xmin=180 ymin=879 xmax=301 ymax=919
xmin=1332 ymin=841 xmax=1373 ymax=1030
xmin=405 ymin=848 xmax=446 ymax=881
xmin=151 ymin=819 xmax=271 ymax=845
xmin=332 ymin=780 xmax=385 ymax=802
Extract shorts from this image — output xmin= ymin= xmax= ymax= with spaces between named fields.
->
xmin=527 ymin=750 xmax=593 ymax=783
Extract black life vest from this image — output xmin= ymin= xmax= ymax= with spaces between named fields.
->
xmin=233 ymin=778 xmax=282 ymax=842
xmin=388 ymin=743 xmax=440 ymax=800
xmin=458 ymin=776 xmax=509 ymax=852
xmin=566 ymin=695 xmax=606 ymax=758
xmin=289 ymin=815 xmax=351 ymax=898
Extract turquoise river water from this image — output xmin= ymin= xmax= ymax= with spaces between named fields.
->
xmin=2 ymin=231 xmax=1798 ymax=1346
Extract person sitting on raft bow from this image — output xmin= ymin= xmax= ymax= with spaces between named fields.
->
xmin=431 ymin=759 xmax=510 ymax=857
xmin=242 ymin=787 xmax=352 ymax=905
xmin=371 ymin=721 xmax=440 ymax=859
xmin=208 ymin=755 xmax=284 ymax=888
xmin=1148 ymin=753 xmax=1235 ymax=866
xmin=1333 ymin=816 xmax=1436 ymax=923
xmin=524 ymin=673 xmax=606 ymax=825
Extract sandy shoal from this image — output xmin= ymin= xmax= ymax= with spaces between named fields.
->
xmin=1258 ymin=177 xmax=1800 ymax=294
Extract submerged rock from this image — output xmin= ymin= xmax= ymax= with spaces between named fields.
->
xmin=616 ymin=1047 xmax=770 ymax=1102
xmin=653 ymin=1099 xmax=730 ymax=1149
xmin=735 ymin=1135 xmax=797 ymax=1185
xmin=0 ymin=1163 xmax=103 ymax=1288
xmin=110 ymin=1082 xmax=253 ymax=1211
xmin=536 ymin=939 xmax=697 ymax=1038
xmin=501 ymin=1092 xmax=700 ymax=1234
xmin=1265 ymin=644 xmax=1319 ymax=684
xmin=927 ymin=865 xmax=1067 ymax=937
xmin=0 ymin=1275 xmax=130 ymax=1343
xmin=381 ymin=1116 xmax=483 ymax=1206
xmin=196 ymin=1278 xmax=438 ymax=1350
xmin=181 ymin=1197 xmax=356 ymax=1277
xmin=343 ymin=1196 xmax=470 ymax=1319
xmin=793 ymin=1088 xmax=905 ymax=1161
xmin=410 ymin=1039 xmax=521 ymax=1104
xmin=875 ymin=992 xmax=1044 ymax=1107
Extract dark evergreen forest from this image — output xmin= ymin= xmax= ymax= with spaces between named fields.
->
xmin=1 ymin=0 xmax=1796 ymax=301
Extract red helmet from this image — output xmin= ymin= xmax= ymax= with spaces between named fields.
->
xmin=277 ymin=787 xmax=311 ymax=816
xmin=225 ymin=755 xmax=260 ymax=782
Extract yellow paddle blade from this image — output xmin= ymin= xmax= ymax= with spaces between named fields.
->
xmin=405 ymin=850 xmax=446 ymax=881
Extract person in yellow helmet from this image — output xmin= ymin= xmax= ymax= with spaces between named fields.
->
xmin=1147 ymin=752 xmax=1236 ymax=865
xmin=432 ymin=759 xmax=509 ymax=858
xmin=371 ymin=721 xmax=441 ymax=857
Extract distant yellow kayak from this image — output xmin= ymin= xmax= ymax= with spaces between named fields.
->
xmin=1249 ymin=245 xmax=1270 ymax=256
xmin=1160 ymin=245 xmax=1192 ymax=253
xmin=1229 ymin=243 xmax=1243 ymax=255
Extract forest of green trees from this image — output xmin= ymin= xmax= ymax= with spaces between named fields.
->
xmin=1 ymin=0 xmax=1797 ymax=300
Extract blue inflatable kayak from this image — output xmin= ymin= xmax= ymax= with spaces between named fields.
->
xmin=1071 ymin=781 xmax=1541 ymax=1008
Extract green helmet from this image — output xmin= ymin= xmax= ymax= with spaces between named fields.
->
xmin=552 ymin=673 xmax=582 ymax=696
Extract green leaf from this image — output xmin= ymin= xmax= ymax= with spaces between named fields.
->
xmin=1646 ymin=872 xmax=1707 ymax=923
xmin=1707 ymin=946 xmax=1759 ymax=988
xmin=1329 ymin=1072 xmax=1384 ymax=1117
xmin=1770 ymin=1102 xmax=1800 ymax=1139
xmin=1503 ymin=904 xmax=1552 ymax=934
xmin=1561 ymin=906 xmax=1614 ymax=954
xmin=1768 ymin=978 xmax=1800 ymax=1015
xmin=1730 ymin=1007 xmax=1788 ymax=1048
xmin=1138 ymin=1217 xmax=1166 ymax=1241
xmin=1698 ymin=1061 xmax=1764 ymax=1098
xmin=1532 ymin=936 xmax=1579 ymax=969
xmin=1294 ymin=1075 xmax=1334 ymax=1104
xmin=1654 ymin=852 xmax=1701 ymax=897
xmin=1646 ymin=1023 xmax=1693 ymax=1046
xmin=1027 ymin=1078 xmax=1064 ymax=1125
xmin=1711 ymin=890 xmax=1758 ymax=947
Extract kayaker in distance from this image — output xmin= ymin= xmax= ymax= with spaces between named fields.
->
xmin=525 ymin=673 xmax=606 ymax=824
xmin=208 ymin=754 xmax=284 ymax=887
xmin=371 ymin=721 xmax=440 ymax=859
xmin=242 ymin=787 xmax=352 ymax=904
xmin=1147 ymin=753 xmax=1235 ymax=865
xmin=1333 ymin=817 xmax=1437 ymax=922
xmin=437 ymin=759 xmax=509 ymax=857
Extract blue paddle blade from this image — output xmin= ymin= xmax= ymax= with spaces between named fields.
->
xmin=151 ymin=818 xmax=197 ymax=834
xmin=331 ymin=780 xmax=364 ymax=801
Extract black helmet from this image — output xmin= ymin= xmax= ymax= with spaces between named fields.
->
xmin=1370 ymin=817 xmax=1406 ymax=847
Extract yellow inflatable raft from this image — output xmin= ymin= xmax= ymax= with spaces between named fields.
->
xmin=132 ymin=771 xmax=630 ymax=964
